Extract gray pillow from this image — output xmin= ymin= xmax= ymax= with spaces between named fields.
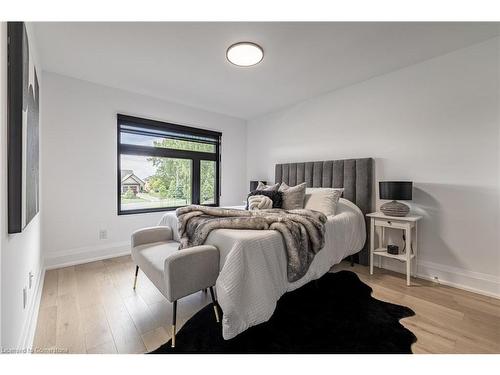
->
xmin=279 ymin=182 xmax=306 ymax=210
xmin=256 ymin=181 xmax=280 ymax=191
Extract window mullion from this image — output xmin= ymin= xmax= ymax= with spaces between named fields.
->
xmin=192 ymin=159 xmax=201 ymax=205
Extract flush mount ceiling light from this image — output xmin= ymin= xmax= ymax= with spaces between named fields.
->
xmin=226 ymin=42 xmax=264 ymax=67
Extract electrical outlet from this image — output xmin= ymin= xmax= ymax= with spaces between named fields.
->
xmin=29 ymin=271 xmax=34 ymax=289
xmin=23 ymin=287 xmax=27 ymax=309
xmin=99 ymin=229 xmax=108 ymax=240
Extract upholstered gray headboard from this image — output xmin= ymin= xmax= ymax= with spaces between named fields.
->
xmin=275 ymin=158 xmax=373 ymax=265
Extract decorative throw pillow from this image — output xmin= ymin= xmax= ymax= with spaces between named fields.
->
xmin=306 ymin=187 xmax=344 ymax=195
xmin=246 ymin=190 xmax=283 ymax=209
xmin=304 ymin=188 xmax=344 ymax=216
xmin=256 ymin=181 xmax=280 ymax=191
xmin=278 ymin=182 xmax=306 ymax=210
xmin=247 ymin=195 xmax=273 ymax=210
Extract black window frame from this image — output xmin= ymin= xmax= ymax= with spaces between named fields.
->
xmin=117 ymin=114 xmax=221 ymax=215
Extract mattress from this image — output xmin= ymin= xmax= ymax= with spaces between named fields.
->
xmin=159 ymin=198 xmax=366 ymax=339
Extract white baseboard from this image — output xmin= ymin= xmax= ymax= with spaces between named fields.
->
xmin=17 ymin=266 xmax=45 ymax=352
xmin=378 ymin=257 xmax=500 ymax=299
xmin=45 ymin=241 xmax=131 ymax=270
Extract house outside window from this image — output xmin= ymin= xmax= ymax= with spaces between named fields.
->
xmin=121 ymin=170 xmax=146 ymax=194
xmin=117 ymin=114 xmax=221 ymax=215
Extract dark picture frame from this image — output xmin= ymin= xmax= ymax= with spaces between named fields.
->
xmin=7 ymin=22 xmax=40 ymax=233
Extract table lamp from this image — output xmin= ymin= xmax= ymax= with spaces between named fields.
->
xmin=379 ymin=181 xmax=413 ymax=217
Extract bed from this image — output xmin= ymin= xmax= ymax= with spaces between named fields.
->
xmin=159 ymin=158 xmax=373 ymax=339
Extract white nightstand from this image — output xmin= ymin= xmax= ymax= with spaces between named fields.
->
xmin=366 ymin=212 xmax=422 ymax=286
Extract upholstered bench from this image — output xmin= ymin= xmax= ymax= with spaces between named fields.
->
xmin=131 ymin=225 xmax=220 ymax=348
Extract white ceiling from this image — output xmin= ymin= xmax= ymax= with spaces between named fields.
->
xmin=33 ymin=22 xmax=500 ymax=119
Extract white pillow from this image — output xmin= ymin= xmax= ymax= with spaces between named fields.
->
xmin=304 ymin=188 xmax=344 ymax=216
xmin=248 ymin=195 xmax=273 ymax=210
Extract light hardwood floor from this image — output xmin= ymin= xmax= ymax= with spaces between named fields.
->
xmin=33 ymin=256 xmax=500 ymax=354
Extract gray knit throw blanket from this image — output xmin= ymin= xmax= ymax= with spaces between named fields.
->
xmin=176 ymin=205 xmax=327 ymax=282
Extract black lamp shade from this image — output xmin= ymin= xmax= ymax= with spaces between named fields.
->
xmin=379 ymin=181 xmax=412 ymax=201
xmin=250 ymin=180 xmax=266 ymax=192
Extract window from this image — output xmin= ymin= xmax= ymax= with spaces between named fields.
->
xmin=117 ymin=114 xmax=221 ymax=215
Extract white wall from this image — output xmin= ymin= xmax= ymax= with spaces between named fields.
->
xmin=247 ymin=38 xmax=500 ymax=297
xmin=42 ymin=73 xmax=247 ymax=268
xmin=0 ymin=22 xmax=44 ymax=350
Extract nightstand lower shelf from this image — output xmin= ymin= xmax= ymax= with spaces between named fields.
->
xmin=373 ymin=248 xmax=415 ymax=261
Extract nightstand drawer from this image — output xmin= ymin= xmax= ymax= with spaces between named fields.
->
xmin=374 ymin=218 xmax=407 ymax=229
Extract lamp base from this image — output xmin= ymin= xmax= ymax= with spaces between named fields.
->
xmin=380 ymin=200 xmax=410 ymax=217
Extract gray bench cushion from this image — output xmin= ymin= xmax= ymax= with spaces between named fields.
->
xmin=131 ymin=240 xmax=179 ymax=297
xmin=131 ymin=239 xmax=219 ymax=302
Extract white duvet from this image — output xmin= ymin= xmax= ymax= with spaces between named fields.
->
xmin=159 ymin=198 xmax=366 ymax=340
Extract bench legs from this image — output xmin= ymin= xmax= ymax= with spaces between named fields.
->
xmin=171 ymin=300 xmax=177 ymax=348
xmin=133 ymin=265 xmax=139 ymax=290
xmin=170 ymin=286 xmax=220 ymax=348
xmin=209 ymin=286 xmax=220 ymax=323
